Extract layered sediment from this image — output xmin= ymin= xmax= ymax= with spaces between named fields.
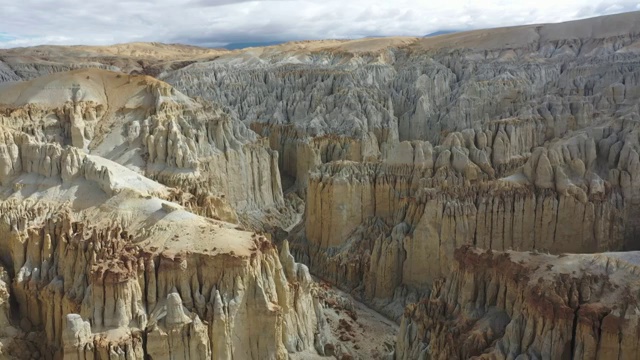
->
xmin=0 ymin=10 xmax=640 ymax=359
xmin=0 ymin=68 xmax=289 ymax=229
xmin=298 ymin=158 xmax=625 ymax=319
xmin=0 ymin=69 xmax=322 ymax=359
xmin=0 ymin=128 xmax=320 ymax=359
xmin=396 ymin=246 xmax=640 ymax=360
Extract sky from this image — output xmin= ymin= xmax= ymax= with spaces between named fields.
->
xmin=0 ymin=0 xmax=639 ymax=48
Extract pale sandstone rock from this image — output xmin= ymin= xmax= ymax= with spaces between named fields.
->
xmin=396 ymin=247 xmax=640 ymax=360
xmin=296 ymin=116 xmax=632 ymax=318
xmin=0 ymin=124 xmax=320 ymax=359
xmin=0 ymin=68 xmax=290 ymax=230
xmin=282 ymin=53 xmax=640 ymax=314
xmin=0 ymin=11 xmax=640 ymax=358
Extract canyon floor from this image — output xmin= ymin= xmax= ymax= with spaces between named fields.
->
xmin=0 ymin=10 xmax=639 ymax=360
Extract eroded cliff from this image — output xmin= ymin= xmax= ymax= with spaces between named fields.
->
xmin=265 ymin=12 xmax=640 ymax=321
xmin=1 ymin=10 xmax=640 ymax=360
xmin=0 ymin=124 xmax=321 ymax=359
xmin=0 ymin=68 xmax=292 ymax=229
xmin=0 ymin=67 xmax=336 ymax=359
xmin=396 ymin=246 xmax=640 ymax=360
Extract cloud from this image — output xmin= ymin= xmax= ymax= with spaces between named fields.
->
xmin=192 ymin=0 xmax=294 ymax=7
xmin=0 ymin=0 xmax=638 ymax=48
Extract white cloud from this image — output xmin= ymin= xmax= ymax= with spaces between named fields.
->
xmin=0 ymin=0 xmax=638 ymax=48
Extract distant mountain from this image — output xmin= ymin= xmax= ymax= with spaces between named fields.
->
xmin=424 ymin=30 xmax=459 ymax=37
xmin=223 ymin=40 xmax=287 ymax=50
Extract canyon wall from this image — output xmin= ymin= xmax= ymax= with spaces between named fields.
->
xmin=396 ymin=246 xmax=640 ymax=360
xmin=0 ymin=69 xmax=291 ymax=229
xmin=0 ymin=68 xmax=330 ymax=359
xmin=290 ymin=107 xmax=640 ymax=318
xmin=155 ymin=12 xmax=640 ymax=191
xmin=0 ymin=125 xmax=322 ymax=359
xmin=298 ymin=164 xmax=624 ymax=319
xmin=1 ymin=11 xmax=640 ymax=359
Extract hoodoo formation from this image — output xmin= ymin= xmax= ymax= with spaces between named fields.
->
xmin=0 ymin=9 xmax=639 ymax=360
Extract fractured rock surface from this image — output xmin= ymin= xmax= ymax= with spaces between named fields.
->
xmin=0 ymin=68 xmax=290 ymax=228
xmin=396 ymin=246 xmax=640 ymax=360
xmin=0 ymin=69 xmax=319 ymax=359
xmin=0 ymin=10 xmax=640 ymax=360
xmin=0 ymin=138 xmax=320 ymax=359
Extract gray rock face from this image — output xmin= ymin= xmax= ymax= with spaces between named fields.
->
xmin=3 ymin=15 xmax=640 ymax=197
xmin=162 ymin=11 xmax=640 ymax=323
xmin=3 ymin=15 xmax=640 ymax=152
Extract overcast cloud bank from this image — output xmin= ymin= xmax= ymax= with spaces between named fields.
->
xmin=0 ymin=0 xmax=639 ymax=48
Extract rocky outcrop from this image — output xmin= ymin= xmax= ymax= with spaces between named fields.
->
xmin=0 ymin=266 xmax=26 ymax=358
xmin=2 ymin=11 xmax=640 ymax=358
xmin=294 ymin=108 xmax=637 ymax=315
xmin=284 ymin=43 xmax=640 ymax=311
xmin=156 ymin=13 xmax=640 ymax=150
xmin=396 ymin=246 xmax=640 ymax=360
xmin=0 ymin=121 xmax=321 ymax=359
xmin=297 ymin=157 xmax=625 ymax=318
xmin=0 ymin=68 xmax=291 ymax=229
xmin=48 ymin=225 xmax=319 ymax=360
xmin=250 ymin=123 xmax=385 ymax=191
xmin=0 ymin=43 xmax=224 ymax=82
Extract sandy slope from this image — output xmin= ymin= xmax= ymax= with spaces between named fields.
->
xmin=0 ymin=67 xmax=193 ymax=108
xmin=1 ymin=11 xmax=639 ymax=76
xmin=1 ymin=42 xmax=224 ymax=60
